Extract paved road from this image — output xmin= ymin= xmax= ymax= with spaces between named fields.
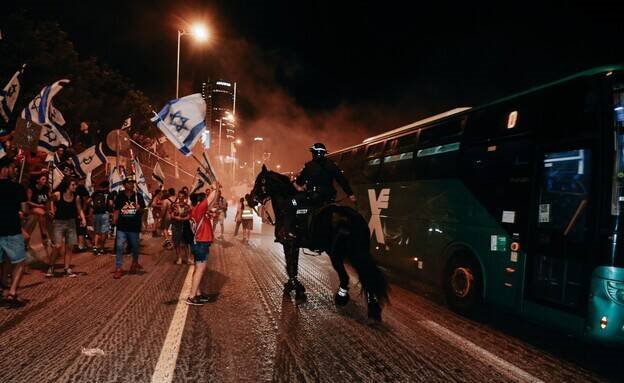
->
xmin=0 ymin=231 xmax=622 ymax=382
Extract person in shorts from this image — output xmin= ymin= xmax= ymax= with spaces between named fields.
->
xmin=91 ymin=181 xmax=113 ymax=255
xmin=0 ymin=157 xmax=28 ymax=307
xmin=186 ymin=185 xmax=220 ymax=306
xmin=171 ymin=190 xmax=193 ymax=265
xmin=48 ymin=178 xmax=86 ymax=277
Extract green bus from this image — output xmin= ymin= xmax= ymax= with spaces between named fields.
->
xmin=328 ymin=66 xmax=624 ymax=346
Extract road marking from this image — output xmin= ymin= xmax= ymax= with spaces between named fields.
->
xmin=151 ymin=266 xmax=194 ymax=383
xmin=420 ymin=320 xmax=544 ymax=383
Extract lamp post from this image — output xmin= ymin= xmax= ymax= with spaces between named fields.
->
xmin=176 ymin=23 xmax=209 ymax=98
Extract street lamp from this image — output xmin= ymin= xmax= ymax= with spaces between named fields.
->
xmin=252 ymin=136 xmax=264 ymax=180
xmin=176 ymin=23 xmax=209 ymax=98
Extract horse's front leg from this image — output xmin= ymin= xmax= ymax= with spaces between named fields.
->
xmin=282 ymin=243 xmax=306 ymax=302
xmin=330 ymin=252 xmax=350 ymax=306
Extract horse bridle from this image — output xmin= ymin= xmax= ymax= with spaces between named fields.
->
xmin=250 ymin=178 xmax=276 ymax=226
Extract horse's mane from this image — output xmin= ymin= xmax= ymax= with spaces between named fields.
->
xmin=267 ymin=170 xmax=297 ymax=194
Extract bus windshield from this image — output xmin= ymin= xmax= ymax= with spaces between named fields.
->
xmin=610 ymin=83 xmax=624 ymax=266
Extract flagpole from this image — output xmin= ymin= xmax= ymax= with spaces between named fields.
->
xmin=18 ymin=156 xmax=25 ymax=183
xmin=127 ymin=137 xmax=194 ymax=178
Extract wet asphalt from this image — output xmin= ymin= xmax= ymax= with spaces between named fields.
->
xmin=0 ymin=227 xmax=623 ymax=382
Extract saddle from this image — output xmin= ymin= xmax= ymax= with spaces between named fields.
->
xmin=290 ymin=192 xmax=331 ymax=252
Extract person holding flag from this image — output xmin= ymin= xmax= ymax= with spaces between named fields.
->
xmin=112 ymin=176 xmax=146 ymax=279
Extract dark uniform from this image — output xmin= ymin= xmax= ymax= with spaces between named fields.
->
xmin=295 ymin=156 xmax=354 ymax=206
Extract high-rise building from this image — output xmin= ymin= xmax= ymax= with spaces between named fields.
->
xmin=201 ymin=79 xmax=237 ymax=153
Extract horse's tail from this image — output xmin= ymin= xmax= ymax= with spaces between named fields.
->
xmin=339 ymin=206 xmax=389 ymax=306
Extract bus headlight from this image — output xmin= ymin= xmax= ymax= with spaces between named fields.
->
xmin=605 ymin=281 xmax=624 ymax=305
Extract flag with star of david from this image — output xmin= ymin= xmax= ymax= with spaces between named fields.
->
xmin=70 ymin=143 xmax=107 ymax=178
xmin=0 ymin=64 xmax=26 ymax=125
xmin=37 ymin=123 xmax=71 ymax=153
xmin=21 ymin=79 xmax=70 ymax=128
xmin=133 ymin=159 xmax=152 ymax=205
xmin=151 ymin=93 xmax=206 ymax=156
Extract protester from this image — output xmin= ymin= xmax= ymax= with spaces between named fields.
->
xmin=171 ymin=190 xmax=193 ymax=265
xmin=234 ymin=197 xmax=244 ymax=237
xmin=186 ymin=185 xmax=220 ymax=306
xmin=241 ymin=197 xmax=254 ymax=242
xmin=74 ymin=178 xmax=91 ymax=252
xmin=25 ymin=174 xmax=51 ymax=243
xmin=160 ymin=188 xmax=175 ymax=250
xmin=0 ymin=157 xmax=28 ymax=307
xmin=112 ymin=177 xmax=146 ymax=279
xmin=212 ymin=194 xmax=227 ymax=240
xmin=91 ymin=180 xmax=113 ymax=255
xmin=48 ymin=178 xmax=86 ymax=277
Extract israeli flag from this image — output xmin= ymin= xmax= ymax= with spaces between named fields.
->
xmin=0 ymin=64 xmax=26 ymax=124
xmin=21 ymin=79 xmax=70 ymax=127
xmin=191 ymin=167 xmax=211 ymax=194
xmin=109 ymin=166 xmax=125 ymax=192
xmin=133 ymin=159 xmax=152 ymax=205
xmin=121 ymin=117 xmax=131 ymax=129
xmin=38 ymin=124 xmax=71 ymax=153
xmin=152 ymin=162 xmax=165 ymax=185
xmin=49 ymin=166 xmax=66 ymax=191
xmin=71 ymin=143 xmax=107 ymax=178
xmin=151 ymin=93 xmax=206 ymax=156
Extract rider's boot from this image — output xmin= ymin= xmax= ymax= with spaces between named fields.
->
xmin=334 ymin=286 xmax=350 ymax=306
xmin=367 ymin=292 xmax=382 ymax=321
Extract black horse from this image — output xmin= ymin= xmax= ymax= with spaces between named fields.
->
xmin=247 ymin=165 xmax=388 ymax=321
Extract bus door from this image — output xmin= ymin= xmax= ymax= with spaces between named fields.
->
xmin=526 ymin=146 xmax=595 ymax=312
xmin=460 ymin=138 xmax=533 ymax=310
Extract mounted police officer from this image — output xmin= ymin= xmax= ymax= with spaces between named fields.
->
xmin=295 ymin=143 xmax=356 ymax=206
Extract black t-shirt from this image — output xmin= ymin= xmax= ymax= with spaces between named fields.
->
xmin=30 ymin=184 xmax=49 ymax=206
xmin=115 ymin=192 xmax=145 ymax=232
xmin=0 ymin=179 xmax=27 ymax=236
xmin=92 ymin=190 xmax=113 ymax=214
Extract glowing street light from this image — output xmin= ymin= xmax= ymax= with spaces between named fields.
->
xmin=276 ymin=164 xmax=281 ymax=170
xmin=235 ymin=139 xmax=242 ymax=145
xmin=176 ymin=22 xmax=209 ymax=98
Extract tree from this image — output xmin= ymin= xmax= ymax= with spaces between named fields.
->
xmin=0 ymin=11 xmax=158 ymax=148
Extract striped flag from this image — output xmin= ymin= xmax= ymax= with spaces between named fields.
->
xmin=70 ymin=143 xmax=107 ymax=178
xmin=133 ymin=159 xmax=152 ymax=205
xmin=190 ymin=167 xmax=210 ymax=194
xmin=151 ymin=93 xmax=206 ymax=156
xmin=0 ymin=64 xmax=26 ymax=124
xmin=109 ymin=166 xmax=125 ymax=192
xmin=152 ymin=162 xmax=165 ymax=185
xmin=21 ymin=79 xmax=69 ymax=127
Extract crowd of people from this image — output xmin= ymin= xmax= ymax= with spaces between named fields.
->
xmin=0 ymin=147 xmax=261 ymax=309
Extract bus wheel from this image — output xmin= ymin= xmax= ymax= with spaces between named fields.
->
xmin=444 ymin=254 xmax=483 ymax=316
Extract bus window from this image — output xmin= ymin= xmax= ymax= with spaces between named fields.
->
xmin=397 ymin=133 xmax=418 ymax=149
xmin=414 ymin=142 xmax=460 ymax=180
xmin=366 ymin=142 xmax=385 ymax=158
xmin=419 ymin=119 xmax=463 ymax=145
xmin=340 ymin=147 xmax=365 ymax=184
xmin=363 ymin=157 xmax=382 ymax=184
xmin=381 ymin=151 xmax=414 ymax=183
xmin=465 ymin=96 xmax=537 ymax=141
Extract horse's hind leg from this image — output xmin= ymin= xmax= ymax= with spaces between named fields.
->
xmin=330 ymin=252 xmax=350 ymax=306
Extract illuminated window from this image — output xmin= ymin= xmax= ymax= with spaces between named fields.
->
xmin=507 ymin=110 xmax=518 ymax=129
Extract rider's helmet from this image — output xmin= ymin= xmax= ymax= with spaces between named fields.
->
xmin=310 ymin=142 xmax=327 ymax=158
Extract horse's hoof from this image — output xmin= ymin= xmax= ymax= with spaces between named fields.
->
xmin=295 ymin=290 xmax=307 ymax=303
xmin=334 ymin=289 xmax=350 ymax=307
xmin=367 ymin=302 xmax=382 ymax=322
xmin=283 ymin=280 xmax=294 ymax=294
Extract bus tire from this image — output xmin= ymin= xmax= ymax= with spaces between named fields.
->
xmin=443 ymin=252 xmax=483 ymax=316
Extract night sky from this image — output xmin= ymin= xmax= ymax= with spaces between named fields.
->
xmin=4 ymin=0 xmax=624 ymax=166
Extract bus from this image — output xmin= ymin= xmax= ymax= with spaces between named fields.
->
xmin=327 ymin=66 xmax=624 ymax=346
